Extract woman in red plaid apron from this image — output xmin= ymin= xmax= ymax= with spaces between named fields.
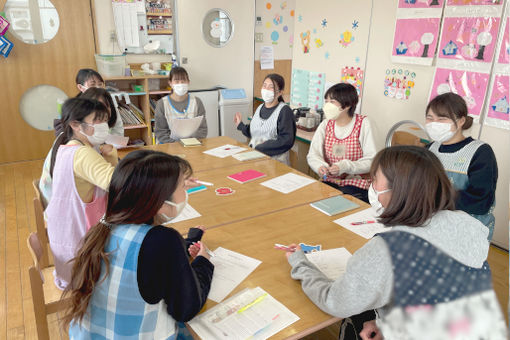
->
xmin=307 ymin=83 xmax=376 ymax=203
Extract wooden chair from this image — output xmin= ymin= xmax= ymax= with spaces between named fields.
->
xmin=385 ymin=120 xmax=429 ymax=148
xmin=32 ymin=179 xmax=50 ymax=267
xmin=27 ymin=232 xmax=70 ymax=340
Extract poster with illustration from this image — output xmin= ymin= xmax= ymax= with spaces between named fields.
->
xmin=341 ymin=66 xmax=364 ymax=99
xmin=438 ymin=17 xmax=500 ymax=63
xmin=392 ymin=18 xmax=441 ymax=65
xmin=398 ymin=0 xmax=444 ymax=9
xmin=430 ymin=68 xmax=490 ymax=118
xmin=447 ymin=0 xmax=503 ymax=7
xmin=384 ymin=68 xmax=417 ymax=100
xmin=485 ymin=74 xmax=509 ymax=129
xmin=498 ymin=18 xmax=509 ymax=65
xmin=308 ymin=72 xmax=326 ymax=110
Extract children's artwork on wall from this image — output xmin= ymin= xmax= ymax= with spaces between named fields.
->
xmin=398 ymin=0 xmax=444 ymax=9
xmin=339 ymin=30 xmax=355 ymax=47
xmin=271 ymin=31 xmax=280 ymax=44
xmin=384 ymin=68 xmax=417 ymax=100
xmin=308 ymin=72 xmax=326 ymax=110
xmin=321 ymin=19 xmax=327 ymax=28
xmin=273 ymin=13 xmax=283 ymax=25
xmin=291 ymin=69 xmax=326 ymax=109
xmin=315 ymin=38 xmax=324 ymax=48
xmin=341 ymin=66 xmax=364 ymax=99
xmin=352 ymin=20 xmax=359 ymax=29
xmin=498 ymin=18 xmax=509 ymax=65
xmin=392 ymin=18 xmax=441 ymax=65
xmin=430 ymin=68 xmax=490 ymax=118
xmin=0 ymin=14 xmax=9 ymax=35
xmin=447 ymin=0 xmax=503 ymax=7
xmin=485 ymin=74 xmax=509 ymax=129
xmin=300 ymin=30 xmax=311 ymax=53
xmin=438 ymin=17 xmax=500 ymax=64
xmin=0 ymin=35 xmax=13 ymax=58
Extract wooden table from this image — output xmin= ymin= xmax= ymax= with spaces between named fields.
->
xmin=118 ymin=136 xmax=267 ymax=172
xmin=189 ymin=199 xmax=369 ymax=339
xmin=171 ymin=159 xmax=341 ymax=233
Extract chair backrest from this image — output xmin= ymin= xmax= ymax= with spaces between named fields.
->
xmin=32 ymin=179 xmax=50 ymax=268
xmin=32 ymin=179 xmax=47 ymax=210
xmin=27 ymin=232 xmax=44 ymax=282
xmin=385 ymin=120 xmax=430 ymax=148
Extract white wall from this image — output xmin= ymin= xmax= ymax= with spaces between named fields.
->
xmin=362 ymin=0 xmax=508 ymax=249
xmin=254 ymin=0 xmax=295 ymax=60
xmin=176 ymin=0 xmax=255 ymax=100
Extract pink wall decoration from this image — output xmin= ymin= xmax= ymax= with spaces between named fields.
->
xmin=498 ymin=18 xmax=509 ymax=64
xmin=447 ymin=0 xmax=503 ymax=6
xmin=487 ymin=74 xmax=509 ymax=121
xmin=430 ymin=68 xmax=490 ymax=117
xmin=439 ymin=16 xmax=500 ymax=63
xmin=392 ymin=18 xmax=441 ymax=58
xmin=398 ymin=0 xmax=444 ymax=9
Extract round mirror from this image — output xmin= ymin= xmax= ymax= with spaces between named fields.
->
xmin=202 ymin=8 xmax=234 ymax=48
xmin=3 ymin=0 xmax=60 ymax=45
xmin=20 ymin=85 xmax=68 ymax=130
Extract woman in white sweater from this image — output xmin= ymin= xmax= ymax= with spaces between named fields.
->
xmin=286 ymin=146 xmax=506 ymax=339
xmin=307 ymin=83 xmax=376 ymax=203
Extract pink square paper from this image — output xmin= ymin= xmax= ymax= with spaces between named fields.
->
xmin=487 ymin=75 xmax=509 ymax=121
xmin=392 ymin=18 xmax=441 ymax=58
xmin=398 ymin=0 xmax=444 ymax=9
xmin=498 ymin=18 xmax=509 ymax=64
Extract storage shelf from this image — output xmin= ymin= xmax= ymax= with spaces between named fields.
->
xmin=146 ymin=12 xmax=172 ymax=17
xmin=149 ymin=90 xmax=171 ymax=95
xmin=148 ymin=30 xmax=172 ymax=35
xmin=104 ymin=75 xmax=168 ymax=81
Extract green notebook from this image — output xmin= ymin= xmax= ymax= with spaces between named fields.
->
xmin=310 ymin=196 xmax=360 ymax=216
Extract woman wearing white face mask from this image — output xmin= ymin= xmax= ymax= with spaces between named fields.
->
xmin=45 ymin=97 xmax=118 ymax=290
xmin=154 ymin=66 xmax=208 ymax=143
xmin=284 ymin=146 xmax=505 ymax=340
xmin=307 ymin=83 xmax=377 ymax=203
xmin=64 ymin=150 xmax=213 ymax=339
xmin=234 ymin=73 xmax=296 ymax=165
xmin=425 ymin=93 xmax=498 ymax=240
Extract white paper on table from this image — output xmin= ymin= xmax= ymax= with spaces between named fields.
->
xmin=306 ymin=248 xmax=352 ymax=280
xmin=105 ymin=134 xmax=129 ymax=148
xmin=260 ymin=46 xmax=275 ymax=70
xmin=188 ymin=287 xmax=300 ymax=340
xmin=203 ymin=144 xmax=247 ymax=158
xmin=208 ymin=247 xmax=262 ymax=303
xmin=333 ymin=207 xmax=390 ymax=239
xmin=260 ymin=173 xmax=316 ymax=194
xmin=170 ymin=204 xmax=201 ymax=223
xmin=170 ymin=116 xmax=203 ymax=139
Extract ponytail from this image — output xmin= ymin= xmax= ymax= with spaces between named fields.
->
xmin=462 ymin=115 xmax=473 ymax=130
xmin=61 ymin=222 xmax=112 ymax=329
xmin=264 ymin=73 xmax=285 ymax=103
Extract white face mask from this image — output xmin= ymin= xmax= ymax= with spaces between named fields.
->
xmin=173 ymin=83 xmax=189 ymax=96
xmin=323 ymin=102 xmax=343 ymax=120
xmin=425 ymin=122 xmax=455 ymax=144
xmin=80 ymin=122 xmax=109 ymax=146
xmin=368 ymin=184 xmax=391 ymax=216
xmin=161 ymin=191 xmax=189 ymax=224
xmin=261 ymin=89 xmax=275 ymax=103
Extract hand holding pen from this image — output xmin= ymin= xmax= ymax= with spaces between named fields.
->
xmin=274 ymin=243 xmax=301 ymax=259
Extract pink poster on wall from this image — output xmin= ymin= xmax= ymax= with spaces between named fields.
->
xmin=487 ymin=74 xmax=509 ymax=122
xmin=447 ymin=0 xmax=503 ymax=6
xmin=438 ymin=17 xmax=500 ymax=63
xmin=392 ymin=18 xmax=441 ymax=59
xmin=398 ymin=0 xmax=443 ymax=9
xmin=498 ymin=18 xmax=509 ymax=64
xmin=430 ymin=68 xmax=490 ymax=117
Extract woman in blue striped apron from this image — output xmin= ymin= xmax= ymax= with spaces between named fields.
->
xmin=234 ymin=73 xmax=296 ymax=165
xmin=425 ymin=93 xmax=498 ymax=241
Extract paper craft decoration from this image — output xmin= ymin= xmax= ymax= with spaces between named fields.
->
xmin=498 ymin=18 xmax=509 ymax=65
xmin=447 ymin=0 xmax=503 ymax=6
xmin=485 ymin=74 xmax=509 ymax=129
xmin=227 ymin=170 xmax=267 ymax=184
xmin=398 ymin=0 xmax=444 ymax=8
xmin=0 ymin=35 xmax=13 ymax=58
xmin=215 ymin=187 xmax=235 ymax=196
xmin=430 ymin=68 xmax=490 ymax=118
xmin=339 ymin=30 xmax=355 ymax=47
xmin=384 ymin=68 xmax=417 ymax=100
xmin=392 ymin=18 xmax=441 ymax=65
xmin=290 ymin=69 xmax=326 ymax=109
xmin=438 ymin=17 xmax=500 ymax=63
xmin=341 ymin=67 xmax=364 ymax=99
xmin=0 ymin=15 xmax=9 ymax=35
xmin=299 ymin=243 xmax=322 ymax=253
xmin=308 ymin=71 xmax=326 ymax=110
xmin=300 ymin=30 xmax=311 ymax=53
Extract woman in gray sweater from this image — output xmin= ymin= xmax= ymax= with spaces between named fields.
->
xmin=285 ymin=146 xmax=506 ymax=339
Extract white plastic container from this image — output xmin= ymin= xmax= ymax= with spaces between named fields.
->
xmin=95 ymin=54 xmax=126 ymax=77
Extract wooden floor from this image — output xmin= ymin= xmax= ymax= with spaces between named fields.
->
xmin=0 ymin=159 xmax=507 ymax=339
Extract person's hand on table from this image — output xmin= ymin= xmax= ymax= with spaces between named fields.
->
xmin=284 ymin=244 xmax=301 ymax=260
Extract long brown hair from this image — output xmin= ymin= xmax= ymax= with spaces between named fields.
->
xmin=370 ymin=146 xmax=456 ymax=227
xmin=426 ymin=92 xmax=473 ymax=130
xmin=62 ymin=150 xmax=192 ymax=328
xmin=264 ymin=73 xmax=285 ymax=102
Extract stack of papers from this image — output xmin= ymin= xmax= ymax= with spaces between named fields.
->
xmin=180 ymin=138 xmax=202 ymax=147
xmin=260 ymin=173 xmax=316 ymax=194
xmin=310 ymin=196 xmax=360 ymax=216
xmin=203 ymin=144 xmax=247 ymax=158
xmin=306 ymin=248 xmax=352 ymax=280
xmin=333 ymin=207 xmax=390 ymax=239
xmin=189 ymin=287 xmax=299 ymax=340
xmin=232 ymin=150 xmax=266 ymax=161
xmin=208 ymin=247 xmax=262 ymax=303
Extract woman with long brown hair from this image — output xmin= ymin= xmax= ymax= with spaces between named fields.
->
xmin=63 ymin=150 xmax=213 ymax=338
xmin=284 ymin=146 xmax=506 ymax=339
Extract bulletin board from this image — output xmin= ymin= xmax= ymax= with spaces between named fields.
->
xmin=290 ymin=0 xmax=374 ymax=110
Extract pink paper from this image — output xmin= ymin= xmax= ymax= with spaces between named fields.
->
xmin=392 ymin=18 xmax=441 ymax=58
xmin=487 ymin=75 xmax=509 ymax=121
xmin=430 ymin=68 xmax=490 ymax=117
xmin=498 ymin=18 xmax=509 ymax=64
xmin=0 ymin=16 xmax=9 ymax=36
xmin=398 ymin=0 xmax=444 ymax=9
xmin=439 ymin=17 xmax=500 ymax=63
xmin=447 ymin=0 xmax=503 ymax=6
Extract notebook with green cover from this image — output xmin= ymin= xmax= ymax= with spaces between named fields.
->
xmin=310 ymin=196 xmax=360 ymax=216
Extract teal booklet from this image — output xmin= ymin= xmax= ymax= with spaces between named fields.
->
xmin=310 ymin=196 xmax=360 ymax=216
